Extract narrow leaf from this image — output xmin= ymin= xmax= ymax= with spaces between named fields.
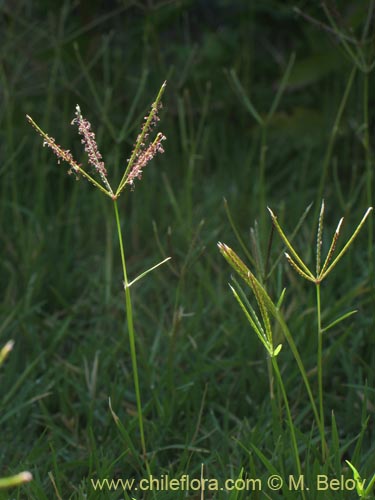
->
xmin=276 ymin=288 xmax=286 ymax=310
xmin=126 ymin=257 xmax=172 ymax=288
xmin=273 ymin=344 xmax=283 ymax=357
xmin=231 ymin=277 xmax=265 ymax=339
xmin=229 ymin=284 xmax=271 ymax=355
xmin=223 ymin=198 xmax=255 ymax=266
xmin=268 ymin=52 xmax=296 ymax=119
xmin=345 ymin=461 xmax=364 ymax=496
xmin=321 ymin=310 xmax=357 ymax=333
xmin=228 ymin=69 xmax=263 ymax=125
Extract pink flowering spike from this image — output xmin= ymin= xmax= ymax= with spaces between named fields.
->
xmin=72 ymin=105 xmax=113 ymax=196
xmin=116 ymin=82 xmax=167 ymax=196
xmin=125 ymin=133 xmax=166 ymax=188
xmin=26 ymin=115 xmax=81 ymax=176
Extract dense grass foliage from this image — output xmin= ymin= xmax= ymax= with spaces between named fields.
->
xmin=1 ymin=1 xmax=375 ymax=498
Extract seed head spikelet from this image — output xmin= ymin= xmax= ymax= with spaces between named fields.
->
xmin=71 ymin=105 xmax=113 ymax=196
xmin=218 ymin=242 xmax=274 ymax=312
xmin=125 ymin=132 xmax=166 ymax=188
xmin=320 ymin=217 xmax=344 ymax=275
xmin=285 ymin=253 xmax=316 ymax=282
xmin=316 ymin=200 xmax=325 ymax=275
xmin=217 ymin=242 xmax=253 ymax=286
xmin=116 ymin=81 xmax=167 ymax=196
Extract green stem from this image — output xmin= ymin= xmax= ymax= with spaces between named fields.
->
xmin=267 ymin=356 xmax=281 ymax=443
xmin=271 ymin=357 xmax=304 ymax=498
xmin=315 ymin=66 xmax=356 ymax=223
xmin=113 ymin=200 xmax=149 ymax=472
xmin=363 ymin=72 xmax=373 ymax=279
xmin=316 ymin=283 xmax=326 ymax=461
xmin=273 ymin=308 xmax=324 ymax=449
xmin=266 ymin=356 xmax=274 ymax=400
xmin=259 ymin=125 xmax=267 ymax=231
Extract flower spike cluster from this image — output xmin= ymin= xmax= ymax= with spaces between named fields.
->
xmin=217 ymin=242 xmax=282 ymax=358
xmin=26 ymin=82 xmax=167 ymax=200
xmin=268 ymin=201 xmax=373 ymax=284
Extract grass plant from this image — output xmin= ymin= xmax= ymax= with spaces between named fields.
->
xmin=218 ymin=246 xmax=304 ymax=498
xmin=268 ymin=202 xmax=372 ymax=460
xmin=219 ymin=200 xmax=373 ymax=495
xmin=27 ymin=82 xmax=168 ymax=476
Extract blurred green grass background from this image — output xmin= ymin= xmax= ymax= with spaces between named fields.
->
xmin=1 ymin=1 xmax=375 ymax=498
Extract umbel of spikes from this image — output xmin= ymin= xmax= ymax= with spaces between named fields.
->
xmin=26 ymin=82 xmax=167 ymax=200
xmin=268 ymin=201 xmax=373 ymax=284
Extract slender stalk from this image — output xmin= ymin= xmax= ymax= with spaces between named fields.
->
xmin=259 ymin=125 xmax=267 ymax=232
xmin=272 ymin=307 xmax=326 ymax=455
xmin=266 ymin=356 xmax=274 ymax=400
xmin=316 ymin=283 xmax=325 ymax=461
xmin=363 ymin=72 xmax=373 ymax=280
xmin=315 ymin=66 xmax=356 ymax=222
xmin=267 ymin=357 xmax=281 ymax=446
xmin=113 ymin=200 xmax=149 ymax=472
xmin=271 ymin=358 xmax=304 ymax=498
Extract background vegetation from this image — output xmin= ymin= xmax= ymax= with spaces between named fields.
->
xmin=1 ymin=0 xmax=374 ymax=498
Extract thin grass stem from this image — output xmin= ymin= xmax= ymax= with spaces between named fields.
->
xmin=259 ymin=126 xmax=267 ymax=231
xmin=315 ymin=283 xmax=325 ymax=461
xmin=271 ymin=357 xmax=304 ymax=494
xmin=113 ymin=200 xmax=149 ymax=473
xmin=363 ymin=72 xmax=373 ymax=281
xmin=271 ymin=305 xmax=325 ymax=453
xmin=315 ymin=66 xmax=356 ymax=222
